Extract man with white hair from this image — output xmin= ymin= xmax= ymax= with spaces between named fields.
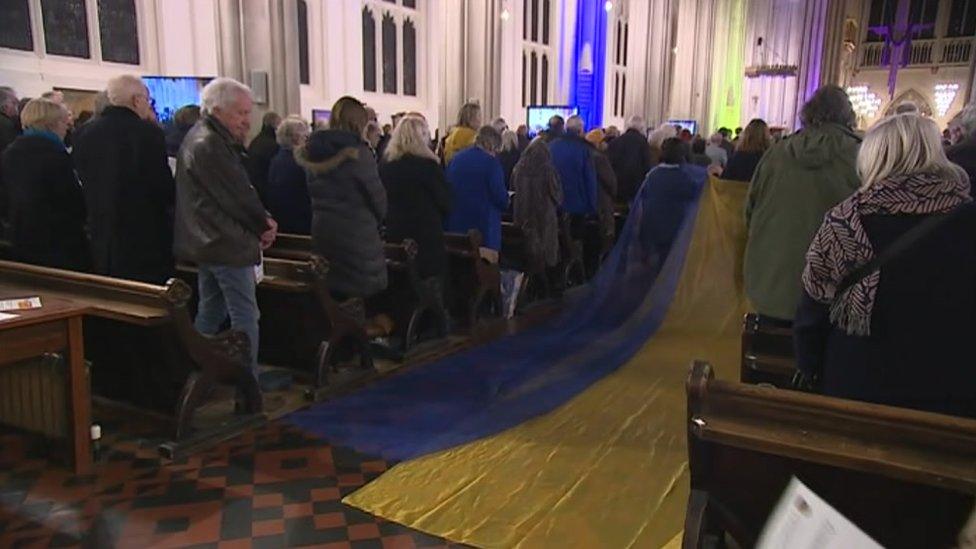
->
xmin=607 ymin=114 xmax=653 ymax=202
xmin=0 ymin=86 xmax=21 ymax=227
xmin=550 ymin=114 xmax=598 ymax=215
xmin=705 ymin=133 xmax=728 ymax=168
xmin=947 ymin=102 xmax=976 ymax=194
xmin=72 ymin=74 xmax=175 ymax=284
xmin=174 ymin=77 xmax=277 ymax=388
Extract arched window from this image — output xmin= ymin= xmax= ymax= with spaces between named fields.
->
xmin=297 ymin=0 xmax=309 ymax=84
xmin=521 ymin=0 xmax=554 ymax=106
xmin=1 ymin=0 xmax=145 ymax=67
xmin=381 ymin=12 xmax=397 ymax=93
xmin=363 ymin=0 xmax=423 ymax=97
xmin=403 ymin=18 xmax=417 ymax=96
xmin=362 ymin=7 xmax=377 ymax=92
xmin=98 ymin=0 xmax=139 ymax=64
xmin=608 ymin=1 xmax=629 ymax=118
xmin=41 ymin=0 xmax=91 ymax=59
xmin=0 ymin=0 xmax=33 ymax=51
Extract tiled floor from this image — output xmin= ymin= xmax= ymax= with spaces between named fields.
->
xmin=0 ymin=299 xmax=566 ymax=548
xmin=0 ymin=418 xmax=459 ymax=548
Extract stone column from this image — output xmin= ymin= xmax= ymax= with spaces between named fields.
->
xmin=669 ymin=0 xmax=717 ymax=130
xmin=215 ymin=0 xmax=243 ymax=81
xmin=627 ymin=0 xmax=676 ymax=125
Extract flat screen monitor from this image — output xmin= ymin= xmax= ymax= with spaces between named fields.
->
xmin=526 ymin=105 xmax=578 ymax=136
xmin=311 ymin=108 xmax=331 ymax=128
xmin=142 ymin=76 xmax=212 ymax=125
xmin=667 ymin=119 xmax=698 ymax=136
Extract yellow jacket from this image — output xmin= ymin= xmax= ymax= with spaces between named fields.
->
xmin=443 ymin=126 xmax=477 ymax=164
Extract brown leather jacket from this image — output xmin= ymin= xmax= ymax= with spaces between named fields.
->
xmin=173 ymin=116 xmax=269 ymax=267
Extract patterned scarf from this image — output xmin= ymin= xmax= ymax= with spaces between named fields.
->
xmin=802 ymin=171 xmax=971 ymax=336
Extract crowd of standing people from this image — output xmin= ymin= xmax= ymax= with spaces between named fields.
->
xmin=1 ymin=75 xmax=975 ymax=414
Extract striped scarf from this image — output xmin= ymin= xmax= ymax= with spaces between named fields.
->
xmin=801 ymin=172 xmax=971 ymax=336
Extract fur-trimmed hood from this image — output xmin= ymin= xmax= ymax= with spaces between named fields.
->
xmin=296 ymin=129 xmax=363 ymax=175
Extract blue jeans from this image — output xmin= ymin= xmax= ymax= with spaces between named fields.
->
xmin=194 ymin=264 xmax=260 ymax=379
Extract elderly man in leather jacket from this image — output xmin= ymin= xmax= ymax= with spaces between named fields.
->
xmin=173 ymin=77 xmax=277 ymax=384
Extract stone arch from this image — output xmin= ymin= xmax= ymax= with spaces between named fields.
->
xmin=883 ymin=89 xmax=934 ymax=117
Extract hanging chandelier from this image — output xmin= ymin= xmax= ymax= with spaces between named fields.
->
xmin=933 ymin=83 xmax=959 ymax=117
xmin=846 ymin=85 xmax=882 ymax=119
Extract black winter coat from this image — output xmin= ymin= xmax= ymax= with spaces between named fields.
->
xmin=266 ymin=147 xmax=312 ymax=235
xmin=173 ymin=116 xmax=269 ymax=267
xmin=0 ymin=112 xmax=22 ymax=229
xmin=247 ymin=125 xmax=280 ymax=203
xmin=721 ymin=150 xmax=764 ymax=182
xmin=299 ymin=130 xmax=388 ymax=298
xmin=379 ymin=154 xmax=451 ymax=280
xmin=72 ymin=106 xmax=175 ymax=283
xmin=794 ymin=206 xmax=976 ymax=418
xmin=947 ymin=135 xmax=976 ymax=197
xmin=3 ymin=134 xmax=90 ymax=270
xmin=606 ymin=129 xmax=652 ymax=203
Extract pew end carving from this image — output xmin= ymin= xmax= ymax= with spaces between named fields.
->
xmin=444 ymin=229 xmax=501 ymax=326
xmin=0 ymin=260 xmax=261 ymax=442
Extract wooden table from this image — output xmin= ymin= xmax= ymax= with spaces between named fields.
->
xmin=0 ymin=294 xmax=93 ymax=474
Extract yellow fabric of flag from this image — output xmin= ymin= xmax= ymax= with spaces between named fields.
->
xmin=344 ymin=179 xmax=750 ymax=548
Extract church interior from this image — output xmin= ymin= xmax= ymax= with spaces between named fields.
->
xmin=1 ymin=0 xmax=976 ymax=547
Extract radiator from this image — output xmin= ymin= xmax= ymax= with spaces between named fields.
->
xmin=0 ymin=354 xmax=68 ymax=438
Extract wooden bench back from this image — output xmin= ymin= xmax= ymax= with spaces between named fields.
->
xmin=685 ymin=360 xmax=976 ymax=548
xmin=740 ymin=313 xmax=796 ymax=387
xmin=383 ymin=239 xmax=419 ymax=272
xmin=444 ymin=229 xmax=482 ymax=258
xmin=266 ymin=233 xmax=314 ymax=262
xmin=0 ymin=259 xmax=179 ymax=325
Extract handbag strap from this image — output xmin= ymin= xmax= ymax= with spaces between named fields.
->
xmin=836 ymin=204 xmax=969 ymax=296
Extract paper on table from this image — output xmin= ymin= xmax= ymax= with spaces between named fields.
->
xmin=0 ymin=296 xmax=42 ymax=312
xmin=757 ymin=477 xmax=882 ymax=549
xmin=0 ymin=312 xmax=18 ymax=322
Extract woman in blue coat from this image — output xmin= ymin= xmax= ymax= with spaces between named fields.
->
xmin=444 ymin=126 xmax=509 ymax=257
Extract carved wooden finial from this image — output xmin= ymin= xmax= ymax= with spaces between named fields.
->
xmin=310 ymin=255 xmax=331 ymax=278
xmin=163 ymin=278 xmax=193 ymax=306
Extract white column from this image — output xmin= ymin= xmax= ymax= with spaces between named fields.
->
xmin=215 ymin=0 xmax=244 ymax=81
xmin=627 ymin=0 xmax=676 ymax=126
xmin=669 ymin=0 xmax=716 ymax=128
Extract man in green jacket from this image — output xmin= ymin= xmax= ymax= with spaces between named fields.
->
xmin=744 ymin=85 xmax=862 ymax=322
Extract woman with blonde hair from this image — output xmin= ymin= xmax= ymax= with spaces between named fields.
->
xmin=795 ymin=113 xmax=976 ymax=417
xmin=721 ymin=118 xmax=770 ymax=182
xmin=498 ymin=129 xmax=521 ymax=188
xmin=379 ymin=115 xmax=451 ymax=281
xmin=3 ymin=98 xmax=89 ymax=270
xmin=443 ymin=101 xmax=481 ymax=164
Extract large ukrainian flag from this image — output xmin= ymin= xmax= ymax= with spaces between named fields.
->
xmin=339 ymin=179 xmax=750 ymax=547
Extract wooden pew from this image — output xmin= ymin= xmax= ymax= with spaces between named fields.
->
xmin=0 ymin=260 xmax=261 ymax=442
xmin=500 ymin=222 xmax=550 ymax=305
xmin=444 ymin=230 xmax=501 ymax=326
xmin=265 ymin=234 xmax=449 ymax=352
xmin=176 ymin=256 xmax=375 ymax=391
xmin=374 ymin=239 xmax=448 ymax=352
xmin=740 ymin=313 xmax=797 ymax=388
xmin=684 ymin=361 xmax=976 ymax=549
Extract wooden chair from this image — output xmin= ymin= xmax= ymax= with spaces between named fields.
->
xmin=684 ymin=360 xmax=976 ymax=549
xmin=444 ymin=230 xmax=501 ymax=326
xmin=740 ymin=313 xmax=797 ymax=387
xmin=176 ymin=256 xmax=375 ymax=393
xmin=0 ymin=260 xmax=261 ymax=442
